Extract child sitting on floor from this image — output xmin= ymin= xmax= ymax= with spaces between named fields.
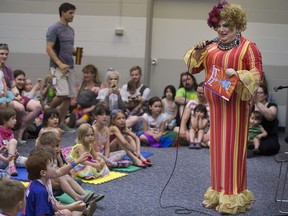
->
xmin=66 ymin=123 xmax=110 ymax=179
xmin=38 ymin=131 xmax=104 ymax=204
xmin=25 ymin=147 xmax=96 ymax=216
xmin=248 ymin=110 xmax=268 ymax=155
xmin=0 ymin=108 xmax=27 ymax=176
xmin=35 ymin=108 xmax=63 ymax=147
xmin=91 ymin=104 xmax=130 ymax=168
xmin=188 ymin=104 xmax=209 ymax=149
xmin=109 ymin=109 xmax=151 ymax=168
xmin=0 ymin=179 xmax=26 ymax=216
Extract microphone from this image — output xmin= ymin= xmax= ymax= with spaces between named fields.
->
xmin=274 ymin=86 xmax=283 ymax=92
xmin=195 ymin=37 xmax=219 ymax=50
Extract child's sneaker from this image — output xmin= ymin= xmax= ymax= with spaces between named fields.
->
xmin=8 ymin=166 xmax=18 ymax=176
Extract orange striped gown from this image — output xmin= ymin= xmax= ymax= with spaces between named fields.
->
xmin=184 ymin=37 xmax=263 ymax=214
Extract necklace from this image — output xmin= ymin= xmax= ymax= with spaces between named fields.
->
xmin=218 ymin=39 xmax=240 ymax=51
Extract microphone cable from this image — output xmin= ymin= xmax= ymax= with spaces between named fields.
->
xmin=158 ymin=60 xmax=213 ymax=215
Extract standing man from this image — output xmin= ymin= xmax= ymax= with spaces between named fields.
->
xmin=46 ymin=2 xmax=77 ymax=132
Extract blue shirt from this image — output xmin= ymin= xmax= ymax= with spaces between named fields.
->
xmin=25 ymin=180 xmax=54 ymax=216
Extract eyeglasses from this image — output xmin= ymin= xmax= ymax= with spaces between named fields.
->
xmin=197 ymin=92 xmax=204 ymax=95
xmin=0 ymin=43 xmax=8 ymax=48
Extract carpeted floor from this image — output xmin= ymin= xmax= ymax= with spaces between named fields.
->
xmin=18 ymin=129 xmax=288 ymax=216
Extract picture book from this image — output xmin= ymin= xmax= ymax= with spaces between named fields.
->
xmin=204 ymin=65 xmax=239 ymax=101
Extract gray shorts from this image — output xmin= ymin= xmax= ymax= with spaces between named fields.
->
xmin=50 ymin=67 xmax=76 ymax=98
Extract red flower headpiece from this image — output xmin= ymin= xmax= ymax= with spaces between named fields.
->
xmin=207 ymin=0 xmax=229 ymax=28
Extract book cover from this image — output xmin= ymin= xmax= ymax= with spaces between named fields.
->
xmin=204 ymin=65 xmax=239 ymax=101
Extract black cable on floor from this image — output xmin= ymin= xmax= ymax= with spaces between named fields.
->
xmin=158 ymin=72 xmax=213 ymax=215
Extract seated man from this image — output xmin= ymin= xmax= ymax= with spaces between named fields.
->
xmin=174 ymin=82 xmax=210 ymax=147
xmin=175 ymin=72 xmax=198 ymax=123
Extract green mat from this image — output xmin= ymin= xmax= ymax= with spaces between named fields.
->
xmin=55 ymin=190 xmax=91 ymax=205
xmin=112 ymin=165 xmax=141 ymax=172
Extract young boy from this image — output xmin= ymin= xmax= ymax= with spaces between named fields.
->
xmin=25 ymin=147 xmax=96 ymax=216
xmin=0 ymin=179 xmax=26 ymax=216
xmin=38 ymin=131 xmax=104 ymax=203
xmin=248 ymin=110 xmax=268 ymax=155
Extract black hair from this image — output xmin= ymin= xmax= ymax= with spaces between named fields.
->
xmin=194 ymin=104 xmax=208 ymax=118
xmin=179 ymin=71 xmax=198 ymax=90
xmin=42 ymin=108 xmax=60 ymax=127
xmin=13 ymin=69 xmax=26 ymax=79
xmin=162 ymin=85 xmax=176 ymax=99
xmin=59 ymin=2 xmax=76 ymax=17
xmin=147 ymin=96 xmax=162 ymax=115
xmin=92 ymin=103 xmax=110 ymax=116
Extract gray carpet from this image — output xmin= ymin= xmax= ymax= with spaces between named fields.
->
xmin=18 ymin=130 xmax=288 ymax=216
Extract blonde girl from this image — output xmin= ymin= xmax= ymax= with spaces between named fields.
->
xmin=109 ymin=109 xmax=151 ymax=168
xmin=66 ymin=123 xmax=110 ymax=179
xmin=92 ymin=104 xmax=130 ymax=168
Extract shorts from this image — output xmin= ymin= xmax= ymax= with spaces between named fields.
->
xmin=50 ymin=67 xmax=76 ymax=98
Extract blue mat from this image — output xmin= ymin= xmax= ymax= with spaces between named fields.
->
xmin=11 ymin=167 xmax=28 ymax=181
xmin=123 ymin=151 xmax=153 ymax=160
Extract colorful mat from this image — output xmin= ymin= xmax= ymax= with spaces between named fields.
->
xmin=12 ymin=168 xmax=29 ymax=181
xmin=112 ymin=165 xmax=141 ymax=172
xmin=82 ymin=171 xmax=127 ymax=185
xmin=55 ymin=190 xmax=91 ymax=205
xmin=123 ymin=151 xmax=153 ymax=160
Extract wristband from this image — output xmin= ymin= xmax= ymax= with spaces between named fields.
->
xmin=70 ymin=161 xmax=76 ymax=167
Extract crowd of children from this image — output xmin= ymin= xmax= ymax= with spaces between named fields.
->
xmin=0 ymin=62 xmax=273 ymax=215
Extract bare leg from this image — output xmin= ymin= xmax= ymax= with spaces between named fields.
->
xmin=50 ymin=96 xmax=70 ymax=123
xmin=189 ymin=128 xmax=196 ymax=143
xmin=17 ymin=100 xmax=41 ymax=139
xmin=7 ymin=139 xmax=17 ymax=167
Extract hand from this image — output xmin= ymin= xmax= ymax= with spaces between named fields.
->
xmin=6 ymin=154 xmax=16 ymax=162
xmin=91 ymin=86 xmax=100 ymax=94
xmin=70 ymin=201 xmax=86 ymax=212
xmin=76 ymin=152 xmax=90 ymax=164
xmin=194 ymin=40 xmax=209 ymax=51
xmin=0 ymin=146 xmax=7 ymax=153
xmin=58 ymin=63 xmax=70 ymax=74
xmin=225 ymin=68 xmax=237 ymax=77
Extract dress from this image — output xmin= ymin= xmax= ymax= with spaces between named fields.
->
xmin=184 ymin=36 xmax=262 ymax=214
xmin=66 ymin=143 xmax=110 ymax=179
xmin=162 ymin=98 xmax=177 ymax=128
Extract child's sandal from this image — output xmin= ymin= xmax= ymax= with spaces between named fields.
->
xmin=8 ymin=166 xmax=18 ymax=176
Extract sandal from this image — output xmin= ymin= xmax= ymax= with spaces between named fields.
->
xmin=8 ymin=166 xmax=18 ymax=176
xmin=133 ymin=162 xmax=147 ymax=168
xmin=142 ymin=160 xmax=153 ymax=167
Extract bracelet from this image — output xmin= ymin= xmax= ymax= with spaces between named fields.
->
xmin=70 ymin=161 xmax=76 ymax=167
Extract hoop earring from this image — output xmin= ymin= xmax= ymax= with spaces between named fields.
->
xmin=236 ymin=31 xmax=241 ymax=46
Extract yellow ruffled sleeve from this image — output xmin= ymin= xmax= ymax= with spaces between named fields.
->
xmin=183 ymin=48 xmax=208 ymax=73
xmin=235 ymin=68 xmax=261 ymax=101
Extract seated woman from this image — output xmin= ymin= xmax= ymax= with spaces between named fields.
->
xmin=66 ymin=64 xmax=104 ymax=128
xmin=97 ymin=68 xmax=125 ymax=112
xmin=11 ymin=70 xmax=42 ymax=144
xmin=251 ymin=84 xmax=280 ymax=156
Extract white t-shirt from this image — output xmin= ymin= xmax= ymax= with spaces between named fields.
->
xmin=143 ymin=113 xmax=166 ymax=133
